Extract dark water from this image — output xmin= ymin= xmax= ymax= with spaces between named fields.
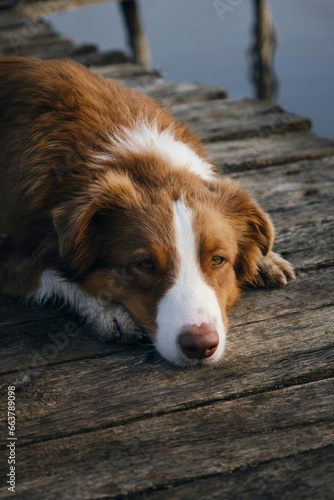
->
xmin=52 ymin=0 xmax=334 ymax=139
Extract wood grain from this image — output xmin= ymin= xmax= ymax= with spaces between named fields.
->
xmin=188 ymin=110 xmax=311 ymax=142
xmin=206 ymin=132 xmax=334 ymax=173
xmin=128 ymin=445 xmax=334 ymax=500
xmin=123 ymin=77 xmax=228 ymax=104
xmin=0 ymin=379 xmax=333 ymax=499
xmin=1 ymin=298 xmax=333 ymax=446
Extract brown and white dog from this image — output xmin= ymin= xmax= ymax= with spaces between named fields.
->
xmin=0 ymin=57 xmax=294 ymax=366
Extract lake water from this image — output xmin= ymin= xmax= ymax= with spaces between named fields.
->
xmin=52 ymin=0 xmax=334 ymax=139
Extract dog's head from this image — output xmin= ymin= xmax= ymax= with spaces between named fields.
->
xmin=52 ymin=170 xmax=273 ymax=366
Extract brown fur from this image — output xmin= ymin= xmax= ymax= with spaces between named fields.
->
xmin=0 ymin=57 xmax=292 ymax=347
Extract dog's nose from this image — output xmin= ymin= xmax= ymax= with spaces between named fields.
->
xmin=178 ymin=323 xmax=219 ymax=360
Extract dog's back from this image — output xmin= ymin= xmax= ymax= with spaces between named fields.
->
xmin=0 ymin=57 xmax=204 ymax=226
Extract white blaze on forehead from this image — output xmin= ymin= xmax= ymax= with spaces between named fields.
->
xmin=156 ymin=198 xmax=226 ymax=366
xmin=94 ymin=121 xmax=215 ymax=181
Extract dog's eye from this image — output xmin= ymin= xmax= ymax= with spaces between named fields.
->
xmin=212 ymin=256 xmax=225 ymax=266
xmin=139 ymin=259 xmax=154 ymax=270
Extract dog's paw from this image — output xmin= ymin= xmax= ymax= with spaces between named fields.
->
xmin=91 ymin=303 xmax=146 ymax=344
xmin=256 ymin=251 xmax=295 ymax=289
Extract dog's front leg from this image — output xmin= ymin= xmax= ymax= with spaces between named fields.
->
xmin=31 ymin=270 xmax=145 ymax=343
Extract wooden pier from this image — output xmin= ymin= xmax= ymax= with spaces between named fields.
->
xmin=0 ymin=3 xmax=334 ymax=499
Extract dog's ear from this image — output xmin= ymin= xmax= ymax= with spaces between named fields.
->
xmin=52 ymin=172 xmax=139 ymax=273
xmin=52 ymin=194 xmax=99 ymax=273
xmin=210 ymin=179 xmax=274 ymax=284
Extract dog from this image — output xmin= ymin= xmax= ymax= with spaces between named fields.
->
xmin=0 ymin=57 xmax=294 ymax=366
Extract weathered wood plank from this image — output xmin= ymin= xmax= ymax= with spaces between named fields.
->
xmin=1 ymin=379 xmax=333 ymax=499
xmin=158 ymin=97 xmax=311 ymax=141
xmin=131 ymin=445 xmax=334 ymax=500
xmin=206 ymin=132 xmax=334 ymax=173
xmin=93 ymin=63 xmax=160 ymax=80
xmin=235 ymin=156 xmax=334 ymax=204
xmin=122 ymin=77 xmax=228 ymax=103
xmin=274 ymin=218 xmax=334 ymax=272
xmin=43 ymin=43 xmax=99 ymax=62
xmin=0 ymin=31 xmax=63 ymax=48
xmin=169 ymin=97 xmax=278 ymax=121
xmin=14 ymin=0 xmax=118 ymax=19
xmin=231 ymin=266 xmax=334 ymax=326
xmin=269 ymin=194 xmax=334 ymax=230
xmin=171 ymin=98 xmax=317 ymax=142
xmin=1 ymin=301 xmax=333 ymax=445
xmin=228 ymin=156 xmax=334 ymax=234
xmin=0 ymin=16 xmax=75 ymax=56
xmin=75 ymin=49 xmax=131 ymax=66
xmin=0 ymin=298 xmax=131 ymax=375
xmin=1 ymin=36 xmax=74 ymax=55
xmin=189 ymin=110 xmax=311 ymax=142
xmin=165 ymin=99 xmax=311 ymax=142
